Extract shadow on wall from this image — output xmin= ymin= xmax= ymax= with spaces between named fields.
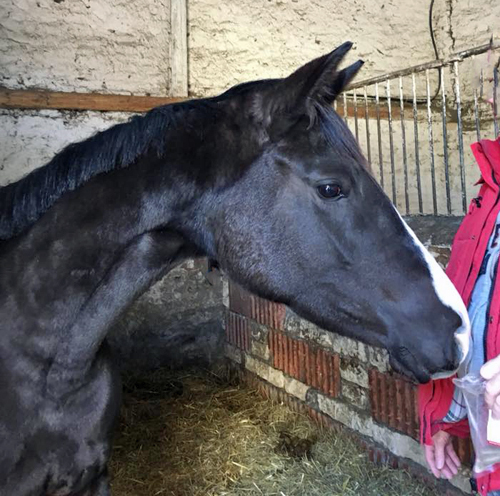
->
xmin=108 ymin=258 xmax=225 ymax=372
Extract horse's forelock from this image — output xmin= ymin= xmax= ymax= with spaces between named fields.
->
xmin=314 ymin=103 xmax=369 ymax=170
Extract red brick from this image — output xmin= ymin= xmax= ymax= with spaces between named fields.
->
xmin=320 ymin=349 xmax=328 ymax=395
xmin=455 ymin=436 xmax=473 ymax=465
xmin=368 ymin=369 xmax=420 ymax=439
xmin=298 ymin=341 xmax=305 ymax=383
xmin=379 ymin=374 xmax=388 ymax=424
xmin=293 ymin=340 xmax=299 ymax=379
xmin=228 ymin=281 xmax=253 ymax=317
xmin=368 ymin=369 xmax=378 ymax=419
xmin=412 ymin=385 xmax=420 ymax=439
xmin=225 ymin=311 xmax=250 ymax=351
xmin=387 ymin=375 xmax=396 ymax=428
xmin=395 ymin=377 xmax=405 ymax=433
xmin=250 ymin=295 xmax=286 ymax=329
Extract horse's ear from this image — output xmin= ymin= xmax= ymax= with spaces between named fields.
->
xmin=275 ymin=42 xmax=364 ymax=113
xmin=327 ymin=59 xmax=365 ymax=102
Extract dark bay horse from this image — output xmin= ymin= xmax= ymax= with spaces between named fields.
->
xmin=0 ymin=42 xmax=470 ymax=495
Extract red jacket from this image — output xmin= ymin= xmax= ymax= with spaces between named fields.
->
xmin=419 ymin=138 xmax=500 ymax=495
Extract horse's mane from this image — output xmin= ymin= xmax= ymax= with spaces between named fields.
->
xmin=0 ymin=98 xmax=219 ymax=241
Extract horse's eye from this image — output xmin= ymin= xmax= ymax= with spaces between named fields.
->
xmin=317 ymin=183 xmax=343 ymax=199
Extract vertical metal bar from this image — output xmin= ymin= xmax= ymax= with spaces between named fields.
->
xmin=353 ymin=90 xmax=359 ymax=142
xmin=363 ymin=86 xmax=372 ymax=166
xmin=386 ymin=80 xmax=396 ymax=205
xmin=343 ymin=92 xmax=348 ymax=125
xmin=375 ymin=82 xmax=384 ymax=188
xmin=440 ymin=68 xmax=451 ymax=215
xmin=399 ymin=76 xmax=409 ymax=214
xmin=426 ymin=69 xmax=438 ymax=215
xmin=480 ymin=69 xmax=484 ymax=100
xmin=454 ymin=61 xmax=467 ymax=213
xmin=474 ymin=87 xmax=481 ymax=142
xmin=494 ymin=63 xmax=499 ymax=138
xmin=412 ymin=73 xmax=423 ymax=214
xmin=333 ymin=99 xmax=337 ymax=112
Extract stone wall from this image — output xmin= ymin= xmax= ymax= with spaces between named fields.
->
xmin=222 ymin=216 xmax=472 ymax=495
xmin=109 ymin=258 xmax=224 ymax=371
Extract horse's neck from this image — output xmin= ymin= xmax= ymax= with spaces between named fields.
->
xmin=0 ymin=158 xmax=177 ymax=330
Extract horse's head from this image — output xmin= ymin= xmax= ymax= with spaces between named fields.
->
xmin=187 ymin=42 xmax=469 ymax=383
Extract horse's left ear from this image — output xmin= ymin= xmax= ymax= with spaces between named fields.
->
xmin=274 ymin=42 xmax=364 ymax=113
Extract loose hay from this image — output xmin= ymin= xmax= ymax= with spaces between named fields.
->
xmin=110 ymin=368 xmax=440 ymax=496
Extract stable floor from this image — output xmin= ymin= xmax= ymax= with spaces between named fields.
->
xmin=110 ymin=368 xmax=441 ymax=496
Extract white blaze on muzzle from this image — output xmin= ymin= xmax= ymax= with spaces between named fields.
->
xmin=396 ymin=212 xmax=471 ymax=371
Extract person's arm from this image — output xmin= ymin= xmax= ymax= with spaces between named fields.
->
xmin=481 ymin=354 xmax=500 ymax=419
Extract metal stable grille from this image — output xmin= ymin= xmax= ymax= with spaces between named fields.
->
xmin=341 ymin=41 xmax=500 ymax=216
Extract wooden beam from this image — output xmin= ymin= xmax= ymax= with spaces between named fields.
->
xmin=336 ymin=100 xmax=416 ymax=121
xmin=0 ymin=87 xmax=420 ymax=121
xmin=0 ymin=87 xmax=186 ymax=112
xmin=170 ymin=0 xmax=188 ymax=97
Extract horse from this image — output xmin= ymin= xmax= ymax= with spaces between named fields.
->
xmin=0 ymin=42 xmax=470 ymax=495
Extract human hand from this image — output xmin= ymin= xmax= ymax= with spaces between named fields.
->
xmin=481 ymin=354 xmax=500 ymax=420
xmin=424 ymin=430 xmax=461 ymax=479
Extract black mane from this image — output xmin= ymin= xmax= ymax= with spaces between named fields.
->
xmin=0 ymin=98 xmax=218 ymax=240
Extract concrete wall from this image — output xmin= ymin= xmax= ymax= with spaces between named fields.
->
xmin=0 ymin=0 xmax=172 ymax=96
xmin=187 ymin=0 xmax=499 ymax=97
xmin=0 ymin=109 xmax=131 ymax=186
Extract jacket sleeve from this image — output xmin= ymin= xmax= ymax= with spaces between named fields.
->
xmin=419 ymin=377 xmax=470 ymax=445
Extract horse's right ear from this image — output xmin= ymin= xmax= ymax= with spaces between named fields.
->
xmin=267 ymin=42 xmax=363 ymax=122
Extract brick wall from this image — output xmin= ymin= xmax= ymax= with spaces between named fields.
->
xmin=223 ymin=232 xmax=473 ymax=494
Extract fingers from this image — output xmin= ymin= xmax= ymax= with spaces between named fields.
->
xmin=434 ymin=448 xmax=460 ymax=480
xmin=425 ymin=437 xmax=461 ymax=480
xmin=481 ymin=354 xmax=500 ymax=380
xmin=425 ymin=445 xmax=441 ymax=479
xmin=440 ymin=464 xmax=453 ymax=479
xmin=445 ymin=441 xmax=461 ymax=469
xmin=444 ymin=443 xmax=461 ymax=478
xmin=435 ymin=438 xmax=446 ymax=471
xmin=425 ymin=432 xmax=460 ymax=480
